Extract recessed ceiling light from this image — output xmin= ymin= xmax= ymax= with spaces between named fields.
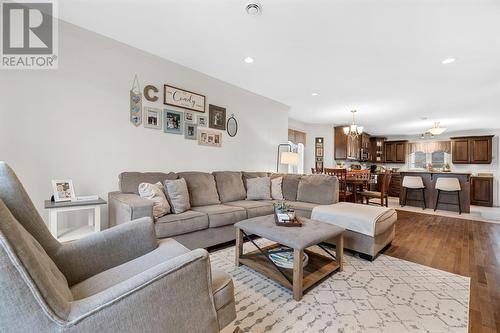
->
xmin=244 ymin=57 xmax=254 ymax=64
xmin=245 ymin=3 xmax=262 ymax=15
xmin=441 ymin=58 xmax=456 ymax=64
xmin=311 ymin=92 xmax=319 ymax=96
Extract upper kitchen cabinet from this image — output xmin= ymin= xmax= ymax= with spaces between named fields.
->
xmin=369 ymin=137 xmax=386 ymax=163
xmin=384 ymin=141 xmax=407 ymax=163
xmin=334 ymin=126 xmax=361 ymax=160
xmin=451 ymin=135 xmax=493 ymax=164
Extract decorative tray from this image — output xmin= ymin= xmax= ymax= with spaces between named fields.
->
xmin=274 ymin=212 xmax=304 ymax=227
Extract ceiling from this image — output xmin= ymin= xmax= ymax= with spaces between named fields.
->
xmin=59 ymin=0 xmax=500 ymax=136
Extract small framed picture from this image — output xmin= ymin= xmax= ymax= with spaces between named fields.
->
xmin=184 ymin=123 xmax=197 ymax=140
xmin=209 ymin=104 xmax=226 ymax=130
xmin=185 ymin=111 xmax=194 ymax=122
xmin=144 ymin=107 xmax=162 ymax=129
xmin=51 ymin=180 xmax=76 ymax=202
xmin=198 ymin=128 xmax=222 ymax=147
xmin=164 ymin=109 xmax=184 ymax=135
xmin=197 ymin=115 xmax=207 ymax=127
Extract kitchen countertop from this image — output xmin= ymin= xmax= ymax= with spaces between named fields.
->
xmin=399 ymin=170 xmax=472 ymax=175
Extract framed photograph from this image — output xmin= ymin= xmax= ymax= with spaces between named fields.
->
xmin=144 ymin=107 xmax=162 ymax=129
xmin=51 ymin=180 xmax=76 ymax=202
xmin=197 ymin=115 xmax=207 ymax=127
xmin=164 ymin=109 xmax=184 ymax=135
xmin=209 ymin=104 xmax=226 ymax=130
xmin=164 ymin=84 xmax=206 ymax=113
xmin=185 ymin=111 xmax=194 ymax=122
xmin=184 ymin=123 xmax=197 ymax=140
xmin=198 ymin=128 xmax=222 ymax=147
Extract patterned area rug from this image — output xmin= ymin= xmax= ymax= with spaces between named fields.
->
xmin=212 ymin=240 xmax=470 ymax=333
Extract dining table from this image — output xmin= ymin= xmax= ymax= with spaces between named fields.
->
xmin=345 ymin=176 xmax=371 ymax=203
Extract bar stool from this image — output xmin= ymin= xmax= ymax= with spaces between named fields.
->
xmin=402 ymin=176 xmax=426 ymax=209
xmin=434 ymin=177 xmax=462 ymax=214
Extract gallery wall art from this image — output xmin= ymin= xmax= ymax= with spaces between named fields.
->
xmin=164 ymin=84 xmax=206 ymax=112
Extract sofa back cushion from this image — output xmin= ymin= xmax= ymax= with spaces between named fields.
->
xmin=0 ymin=199 xmax=72 ymax=319
xmin=213 ymin=171 xmax=246 ymax=203
xmin=272 ymin=174 xmax=302 ymax=201
xmin=297 ymin=175 xmax=339 ymax=205
xmin=119 ymin=172 xmax=178 ymax=194
xmin=177 ymin=172 xmax=221 ymax=207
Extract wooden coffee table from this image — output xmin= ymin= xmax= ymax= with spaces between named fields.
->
xmin=234 ymin=215 xmax=344 ymax=301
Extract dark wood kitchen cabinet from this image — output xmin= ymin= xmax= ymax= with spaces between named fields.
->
xmin=451 ymin=136 xmax=493 ymax=164
xmin=334 ymin=126 xmax=360 ymax=160
xmin=384 ymin=141 xmax=407 ymax=163
xmin=470 ymin=176 xmax=493 ymax=207
xmin=369 ymin=137 xmax=386 ymax=163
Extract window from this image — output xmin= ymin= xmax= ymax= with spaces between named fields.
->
xmin=414 ymin=152 xmax=426 ymax=168
xmin=431 ymin=151 xmax=445 ymax=168
xmin=410 ymin=151 xmax=449 ymax=169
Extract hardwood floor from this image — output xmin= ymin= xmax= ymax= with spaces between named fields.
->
xmin=383 ymin=210 xmax=500 ymax=333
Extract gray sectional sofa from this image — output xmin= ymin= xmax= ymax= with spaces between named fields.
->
xmin=109 ymin=171 xmax=339 ymax=250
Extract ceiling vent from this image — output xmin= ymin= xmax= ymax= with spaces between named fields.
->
xmin=245 ymin=3 xmax=262 ymax=15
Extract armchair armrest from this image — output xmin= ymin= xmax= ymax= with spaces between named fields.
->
xmin=66 ymin=249 xmax=220 ymax=333
xmin=108 ymin=191 xmax=153 ymax=227
xmin=54 ymin=217 xmax=157 ymax=286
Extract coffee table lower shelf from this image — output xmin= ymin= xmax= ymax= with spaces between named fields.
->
xmin=237 ymin=243 xmax=342 ymax=300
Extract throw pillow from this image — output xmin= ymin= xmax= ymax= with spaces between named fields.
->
xmin=246 ymin=177 xmax=272 ymax=200
xmin=271 ymin=176 xmax=284 ymax=200
xmin=164 ymin=178 xmax=191 ymax=214
xmin=138 ymin=182 xmax=171 ymax=219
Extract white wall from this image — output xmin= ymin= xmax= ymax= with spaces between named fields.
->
xmin=288 ymin=119 xmax=335 ymax=173
xmin=0 ymin=21 xmax=289 ymax=228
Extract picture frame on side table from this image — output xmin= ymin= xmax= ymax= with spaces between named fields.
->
xmin=164 ymin=84 xmax=206 ymax=113
xmin=144 ymin=107 xmax=162 ymax=129
xmin=197 ymin=115 xmax=207 ymax=127
xmin=185 ymin=123 xmax=197 ymax=140
xmin=164 ymin=109 xmax=184 ymax=135
xmin=209 ymin=104 xmax=226 ymax=130
xmin=198 ymin=128 xmax=222 ymax=147
xmin=51 ymin=180 xmax=76 ymax=202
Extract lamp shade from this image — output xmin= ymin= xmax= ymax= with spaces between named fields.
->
xmin=280 ymin=151 xmax=299 ymax=165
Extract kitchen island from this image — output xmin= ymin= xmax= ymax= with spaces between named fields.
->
xmin=399 ymin=171 xmax=471 ymax=213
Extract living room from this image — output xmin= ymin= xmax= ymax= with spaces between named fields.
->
xmin=1 ymin=1 xmax=499 ymax=333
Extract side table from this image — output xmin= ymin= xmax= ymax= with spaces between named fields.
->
xmin=44 ymin=198 xmax=107 ymax=241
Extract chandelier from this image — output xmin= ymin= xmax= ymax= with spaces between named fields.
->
xmin=427 ymin=122 xmax=446 ymax=135
xmin=343 ymin=110 xmax=364 ymax=137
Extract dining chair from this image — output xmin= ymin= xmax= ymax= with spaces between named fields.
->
xmin=324 ymin=168 xmax=352 ymax=202
xmin=358 ymin=170 xmax=392 ymax=207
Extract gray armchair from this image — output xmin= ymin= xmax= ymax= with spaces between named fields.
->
xmin=0 ymin=162 xmax=236 ymax=332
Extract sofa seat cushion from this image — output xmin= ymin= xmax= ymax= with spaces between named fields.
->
xmin=213 ymin=171 xmax=246 ymax=203
xmin=286 ymin=201 xmax=320 ymax=218
xmin=155 ymin=210 xmax=209 ymax=238
xmin=177 ymin=172 xmax=221 ymax=207
xmin=311 ymin=202 xmax=398 ymax=237
xmin=211 ymin=268 xmax=234 ymax=311
xmin=191 ymin=204 xmax=246 ymax=228
xmin=70 ymin=238 xmax=190 ymax=300
xmin=225 ymin=200 xmax=274 ymax=219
